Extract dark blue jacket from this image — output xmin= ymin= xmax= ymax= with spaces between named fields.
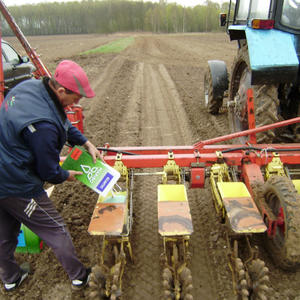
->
xmin=0 ymin=79 xmax=86 ymax=199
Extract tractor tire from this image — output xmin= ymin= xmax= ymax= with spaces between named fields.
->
xmin=204 ymin=67 xmax=223 ymax=115
xmin=262 ymin=176 xmax=300 ymax=271
xmin=228 ymin=46 xmax=279 ymax=144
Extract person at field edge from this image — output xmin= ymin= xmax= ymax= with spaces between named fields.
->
xmin=0 ymin=60 xmax=100 ymax=291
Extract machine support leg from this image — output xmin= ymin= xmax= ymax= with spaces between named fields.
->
xmin=247 ymin=88 xmax=257 ymax=144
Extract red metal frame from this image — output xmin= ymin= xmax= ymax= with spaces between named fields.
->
xmin=101 ymin=117 xmax=300 ymax=168
xmin=264 ymin=207 xmax=285 ymax=238
xmin=190 ymin=167 xmax=205 ymax=188
xmin=247 ymin=88 xmax=257 ymax=144
xmin=102 ymin=148 xmax=300 ymax=169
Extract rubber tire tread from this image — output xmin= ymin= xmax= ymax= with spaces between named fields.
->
xmin=263 ymin=176 xmax=300 ymax=271
xmin=229 ymin=46 xmax=279 ymax=144
xmin=204 ymin=67 xmax=223 ymax=115
xmin=254 ymin=85 xmax=279 ymax=144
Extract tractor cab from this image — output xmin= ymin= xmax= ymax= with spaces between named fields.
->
xmin=278 ymin=0 xmax=300 ymax=34
xmin=204 ymin=0 xmax=300 ymax=144
xmin=281 ymin=0 xmax=300 ymax=31
xmin=234 ymin=0 xmax=271 ymax=25
xmin=225 ymin=0 xmax=300 ymax=34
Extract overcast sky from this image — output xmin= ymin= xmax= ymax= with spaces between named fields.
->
xmin=3 ymin=0 xmax=226 ymax=8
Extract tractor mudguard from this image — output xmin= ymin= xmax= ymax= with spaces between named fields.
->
xmin=207 ymin=60 xmax=229 ymax=100
xmin=245 ymin=27 xmax=299 ymax=85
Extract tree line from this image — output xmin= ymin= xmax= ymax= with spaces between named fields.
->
xmin=2 ymin=0 xmax=231 ymax=36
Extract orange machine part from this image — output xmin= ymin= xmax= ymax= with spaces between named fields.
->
xmin=190 ymin=167 xmax=205 ymax=188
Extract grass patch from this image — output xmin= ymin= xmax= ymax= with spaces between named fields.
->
xmin=81 ymin=37 xmax=134 ymax=55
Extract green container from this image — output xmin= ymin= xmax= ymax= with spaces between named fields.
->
xmin=62 ymin=146 xmax=120 ymax=196
xmin=16 ymin=224 xmax=43 ymax=254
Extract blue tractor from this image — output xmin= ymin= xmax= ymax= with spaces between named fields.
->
xmin=204 ymin=0 xmax=300 ymax=143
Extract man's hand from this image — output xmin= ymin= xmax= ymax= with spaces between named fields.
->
xmin=67 ymin=170 xmax=82 ymax=181
xmin=83 ymin=140 xmax=103 ymax=163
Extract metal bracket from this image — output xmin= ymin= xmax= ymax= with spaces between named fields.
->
xmin=162 ymin=151 xmax=181 ymax=184
xmin=265 ymin=152 xmax=285 ymax=179
xmin=216 ymin=151 xmax=223 ymax=159
xmin=168 ymin=151 xmax=175 ymax=160
xmin=113 ymin=153 xmax=129 ymax=186
xmin=210 ymin=162 xmax=231 ymax=220
xmin=247 ymin=88 xmax=257 ymax=144
xmin=194 ymin=149 xmax=200 ymax=163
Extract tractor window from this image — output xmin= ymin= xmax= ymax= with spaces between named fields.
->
xmin=249 ymin=0 xmax=271 ymax=19
xmin=236 ymin=0 xmax=250 ymax=21
xmin=281 ymin=0 xmax=300 ymax=29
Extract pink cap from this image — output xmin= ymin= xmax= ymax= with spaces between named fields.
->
xmin=54 ymin=60 xmax=95 ymax=98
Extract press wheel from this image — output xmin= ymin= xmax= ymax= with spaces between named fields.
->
xmin=263 ymin=175 xmax=300 ymax=271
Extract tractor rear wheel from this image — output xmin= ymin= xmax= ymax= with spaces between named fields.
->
xmin=204 ymin=67 xmax=223 ymax=115
xmin=228 ymin=47 xmax=279 ymax=144
xmin=263 ymin=176 xmax=300 ymax=271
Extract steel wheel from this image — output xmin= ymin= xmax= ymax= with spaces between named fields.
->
xmin=162 ymin=267 xmax=174 ymax=300
xmin=263 ymin=176 xmax=300 ymax=271
xmin=235 ymin=257 xmax=249 ymax=300
xmin=179 ymin=266 xmax=193 ymax=300
xmin=86 ymin=265 xmax=108 ymax=299
xmin=248 ymin=259 xmax=269 ymax=300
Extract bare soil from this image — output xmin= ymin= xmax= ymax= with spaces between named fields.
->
xmin=2 ymin=32 xmax=300 ymax=300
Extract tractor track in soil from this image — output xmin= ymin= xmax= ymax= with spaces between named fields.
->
xmin=2 ymin=33 xmax=300 ymax=300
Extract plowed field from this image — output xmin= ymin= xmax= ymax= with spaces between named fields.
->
xmin=2 ymin=32 xmax=300 ymax=300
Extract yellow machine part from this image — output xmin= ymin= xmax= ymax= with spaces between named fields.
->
xmin=157 ymin=184 xmax=193 ymax=236
xmin=265 ymin=154 xmax=300 ymax=196
xmin=217 ymin=182 xmax=250 ymax=198
xmin=209 ymin=163 xmax=231 ymax=219
xmin=88 ymin=191 xmax=128 ymax=236
xmin=265 ymin=153 xmax=286 ymax=180
xmin=217 ymin=182 xmax=266 ymax=234
xmin=293 ymin=180 xmax=300 ymax=194
xmin=158 ymin=184 xmax=188 ymax=202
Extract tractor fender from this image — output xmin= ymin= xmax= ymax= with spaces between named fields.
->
xmin=207 ymin=60 xmax=228 ymax=100
xmin=245 ymin=28 xmax=299 ymax=85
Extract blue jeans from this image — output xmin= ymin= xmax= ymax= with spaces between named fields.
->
xmin=0 ymin=191 xmax=86 ymax=284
